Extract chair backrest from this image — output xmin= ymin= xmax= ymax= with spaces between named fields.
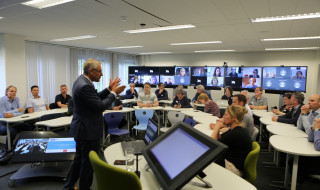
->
xmin=244 ymin=142 xmax=260 ymax=184
xmin=183 ymin=118 xmax=196 ymax=127
xmin=135 ymin=109 xmax=154 ymax=126
xmin=104 ymin=112 xmax=123 ymax=130
xmin=89 ymin=151 xmax=142 ymax=190
xmin=168 ymin=111 xmax=185 ymax=127
xmin=251 ymin=127 xmax=259 ymax=141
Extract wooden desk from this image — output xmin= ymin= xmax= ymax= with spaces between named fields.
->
xmin=104 ymin=143 xmax=257 ymax=190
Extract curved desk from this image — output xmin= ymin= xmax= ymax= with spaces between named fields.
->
xmin=266 ymin=125 xmax=307 ymax=138
xmin=34 ymin=116 xmax=72 ymax=131
xmin=181 ymin=110 xmax=212 ymax=118
xmin=269 ymin=135 xmax=320 ymax=190
xmin=193 ymin=116 xmax=219 ymax=124
xmin=194 ymin=124 xmax=213 ymax=136
xmin=104 ymin=143 xmax=257 ymax=190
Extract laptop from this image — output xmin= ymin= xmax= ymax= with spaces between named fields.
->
xmin=121 ymin=119 xmax=158 ymax=155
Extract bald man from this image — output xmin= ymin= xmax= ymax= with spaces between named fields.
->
xmin=297 ymin=94 xmax=320 ymax=134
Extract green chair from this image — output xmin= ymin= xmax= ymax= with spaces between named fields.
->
xmin=89 ymin=151 xmax=142 ymax=190
xmin=244 ymin=142 xmax=260 ymax=184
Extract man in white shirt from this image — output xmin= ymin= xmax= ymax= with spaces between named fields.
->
xmin=297 ymin=94 xmax=320 ymax=134
xmin=137 ymin=82 xmax=159 ymax=107
xmin=240 ymin=90 xmax=253 ymax=116
xmin=26 ymin=85 xmax=50 ymax=113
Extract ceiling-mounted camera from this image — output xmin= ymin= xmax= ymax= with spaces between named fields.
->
xmin=140 ymin=23 xmax=146 ymax=27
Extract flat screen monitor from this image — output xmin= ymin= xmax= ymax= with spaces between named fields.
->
xmin=174 ymin=66 xmax=191 ymax=86
xmin=242 ymin=67 xmax=262 ymax=89
xmin=190 ymin=67 xmax=207 ymax=86
xmin=206 ymin=66 xmax=224 ymax=88
xmin=11 ymin=131 xmax=76 ymax=163
xmin=262 ymin=66 xmax=307 ymax=92
xmin=142 ymin=122 xmax=228 ymax=190
xmin=159 ymin=67 xmax=175 ymax=87
xmin=224 ymin=66 xmax=243 ymax=89
xmin=128 ymin=66 xmax=160 ymax=87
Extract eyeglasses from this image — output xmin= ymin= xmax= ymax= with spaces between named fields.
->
xmin=94 ymin=69 xmax=102 ymax=74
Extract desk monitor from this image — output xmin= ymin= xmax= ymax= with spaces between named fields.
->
xmin=11 ymin=131 xmax=76 ymax=163
xmin=142 ymin=122 xmax=228 ymax=190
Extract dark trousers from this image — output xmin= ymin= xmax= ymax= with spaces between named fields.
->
xmin=0 ymin=123 xmax=33 ymax=151
xmin=64 ymin=139 xmax=100 ymax=190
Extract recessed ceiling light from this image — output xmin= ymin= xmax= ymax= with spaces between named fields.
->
xmin=22 ymin=0 xmax=75 ymax=9
xmin=194 ymin=50 xmax=235 ymax=53
xmin=262 ymin=36 xmax=320 ymax=41
xmin=265 ymin=47 xmax=319 ymax=51
xmin=124 ymin=24 xmax=195 ymax=34
xmin=251 ymin=12 xmax=320 ymax=22
xmin=0 ymin=17 xmax=3 ymax=19
xmin=106 ymin=46 xmax=143 ymax=49
xmin=51 ymin=35 xmax=96 ymax=42
xmin=170 ymin=41 xmax=222 ymax=45
xmin=140 ymin=52 xmax=172 ymax=55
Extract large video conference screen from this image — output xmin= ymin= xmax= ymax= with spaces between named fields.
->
xmin=262 ymin=66 xmax=307 ymax=92
xmin=128 ymin=66 xmax=308 ymax=93
xmin=242 ymin=67 xmax=262 ymax=89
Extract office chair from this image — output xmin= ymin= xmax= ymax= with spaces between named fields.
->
xmin=251 ymin=127 xmax=259 ymax=142
xmin=244 ymin=142 xmax=260 ymax=184
xmin=183 ymin=117 xmax=196 ymax=127
xmin=89 ymin=151 xmax=142 ymax=190
xmin=104 ymin=112 xmax=129 ymax=143
xmin=133 ymin=109 xmax=154 ymax=135
xmin=161 ymin=111 xmax=185 ymax=133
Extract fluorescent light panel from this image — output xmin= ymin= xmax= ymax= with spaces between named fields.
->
xmin=265 ymin=47 xmax=319 ymax=51
xmin=140 ymin=52 xmax=171 ymax=55
xmin=251 ymin=12 xmax=320 ymax=22
xmin=51 ymin=35 xmax=96 ymax=42
xmin=107 ymin=46 xmax=143 ymax=49
xmin=22 ymin=0 xmax=75 ymax=9
xmin=170 ymin=41 xmax=221 ymax=45
xmin=124 ymin=24 xmax=195 ymax=34
xmin=194 ymin=50 xmax=235 ymax=53
xmin=0 ymin=17 xmax=3 ymax=19
xmin=262 ymin=36 xmax=320 ymax=41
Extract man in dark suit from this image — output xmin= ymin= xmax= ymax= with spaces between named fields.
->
xmin=64 ymin=59 xmax=125 ymax=190
xmin=272 ymin=92 xmax=304 ymax=126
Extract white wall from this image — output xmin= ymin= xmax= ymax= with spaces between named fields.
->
xmin=0 ymin=34 xmax=27 ymax=106
xmin=139 ymin=50 xmax=320 ymax=108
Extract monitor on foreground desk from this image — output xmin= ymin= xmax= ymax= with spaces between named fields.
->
xmin=11 ymin=131 xmax=76 ymax=163
xmin=142 ymin=122 xmax=228 ymax=190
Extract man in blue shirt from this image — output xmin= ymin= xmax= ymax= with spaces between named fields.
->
xmin=192 ymin=85 xmax=212 ymax=103
xmin=0 ymin=86 xmax=31 ymax=157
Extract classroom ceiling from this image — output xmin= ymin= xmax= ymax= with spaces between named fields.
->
xmin=0 ymin=0 xmax=320 ymax=55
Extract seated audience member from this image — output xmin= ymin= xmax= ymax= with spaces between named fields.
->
xmin=240 ymin=90 xmax=252 ymax=116
xmin=124 ymin=83 xmax=138 ymax=99
xmin=55 ymin=85 xmax=72 ymax=108
xmin=232 ymin=94 xmax=255 ymax=137
xmin=297 ymin=94 xmax=320 ymax=134
xmin=221 ymin=86 xmax=233 ymax=106
xmin=198 ymin=93 xmax=220 ymax=117
xmin=173 ymin=85 xmax=188 ymax=98
xmin=272 ymin=93 xmax=292 ymax=116
xmin=26 ymin=85 xmax=50 ymax=113
xmin=272 ymin=92 xmax=304 ymax=126
xmin=155 ymin=82 xmax=168 ymax=100
xmin=171 ymin=88 xmax=192 ymax=108
xmin=192 ymin=85 xmax=212 ymax=103
xmin=248 ymin=87 xmax=268 ymax=110
xmin=211 ymin=105 xmax=252 ymax=176
xmin=0 ymin=86 xmax=32 ymax=157
xmin=137 ymin=82 xmax=159 ymax=107
xmin=295 ymin=118 xmax=320 ymax=182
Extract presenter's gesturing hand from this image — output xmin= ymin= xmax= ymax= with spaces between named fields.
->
xmin=109 ymin=77 xmax=126 ymax=95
